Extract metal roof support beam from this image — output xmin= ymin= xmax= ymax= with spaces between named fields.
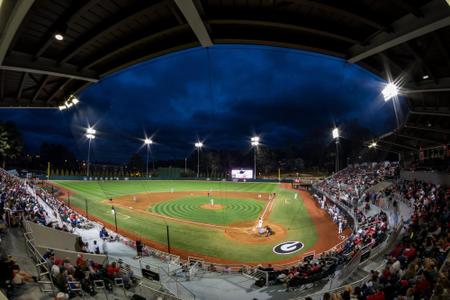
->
xmin=405 ymin=87 xmax=450 ymax=93
xmin=409 ymin=110 xmax=450 ymax=117
xmin=378 ymin=140 xmax=418 ymax=152
xmin=31 ymin=75 xmax=49 ymax=101
xmin=0 ymin=70 xmax=4 ymax=100
xmin=0 ymin=65 xmax=98 ymax=82
xmin=433 ymin=32 xmax=450 ymax=70
xmin=291 ymin=0 xmax=385 ymax=30
xmin=391 ymin=0 xmax=423 ymax=17
xmin=47 ymin=79 xmax=71 ymax=103
xmin=0 ymin=0 xmax=35 ymax=64
xmin=16 ymin=72 xmax=27 ymax=99
xmin=403 ymin=42 xmax=437 ymax=82
xmin=404 ymin=77 xmax=450 ymax=93
xmin=394 ymin=133 xmax=443 ymax=145
xmin=34 ymin=1 xmax=102 ymax=59
xmin=59 ymin=1 xmax=171 ymax=65
xmin=80 ymin=25 xmax=189 ymax=71
xmin=348 ymin=0 xmax=450 ymax=63
xmin=174 ymin=0 xmax=213 ymax=47
xmin=404 ymin=124 xmax=450 ymax=135
xmin=208 ymin=20 xmax=360 ymax=44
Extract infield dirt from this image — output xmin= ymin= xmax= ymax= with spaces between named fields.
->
xmin=49 ymin=182 xmax=351 ymax=265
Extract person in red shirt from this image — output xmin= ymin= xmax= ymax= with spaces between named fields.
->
xmin=106 ymin=262 xmax=120 ymax=278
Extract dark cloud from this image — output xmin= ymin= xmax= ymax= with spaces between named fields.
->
xmin=0 ymin=45 xmax=396 ymax=162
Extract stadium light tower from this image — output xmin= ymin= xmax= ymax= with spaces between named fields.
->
xmin=382 ymin=82 xmax=401 ymax=127
xmin=382 ymin=83 xmax=398 ymax=102
xmin=144 ymin=138 xmax=153 ymax=178
xmin=85 ymin=127 xmax=96 ymax=176
xmin=250 ymin=136 xmax=260 ymax=180
xmin=332 ymin=128 xmax=340 ymax=173
xmin=195 ymin=141 xmax=203 ymax=178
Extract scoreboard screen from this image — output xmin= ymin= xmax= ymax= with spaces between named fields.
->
xmin=231 ymin=169 xmax=253 ymax=179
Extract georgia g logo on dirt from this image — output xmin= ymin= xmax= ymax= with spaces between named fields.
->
xmin=273 ymin=241 xmax=304 ymax=255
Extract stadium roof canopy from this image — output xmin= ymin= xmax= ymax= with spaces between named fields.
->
xmin=0 ymin=0 xmax=449 ymax=151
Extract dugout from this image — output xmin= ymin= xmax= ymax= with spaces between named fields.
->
xmin=291 ymin=179 xmax=313 ymax=191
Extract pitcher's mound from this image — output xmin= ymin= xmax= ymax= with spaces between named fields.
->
xmin=200 ymin=204 xmax=224 ymax=210
xmin=224 ymin=221 xmax=288 ymax=244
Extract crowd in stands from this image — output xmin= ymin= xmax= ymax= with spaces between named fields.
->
xmin=324 ymin=180 xmax=449 ymax=300
xmin=1 ymin=163 xmax=449 ymax=299
xmin=42 ymin=249 xmax=137 ymax=297
xmin=259 ymin=163 xmax=396 ymax=292
xmin=317 ymin=162 xmax=399 ymax=209
xmin=0 ymin=170 xmax=142 ymax=297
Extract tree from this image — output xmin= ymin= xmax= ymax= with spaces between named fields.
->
xmin=39 ymin=142 xmax=77 ymax=170
xmin=0 ymin=122 xmax=24 ymax=167
xmin=127 ymin=153 xmax=144 ymax=175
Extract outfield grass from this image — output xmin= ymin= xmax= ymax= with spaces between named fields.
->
xmin=152 ymin=196 xmax=264 ymax=225
xmin=52 ymin=180 xmax=317 ymax=263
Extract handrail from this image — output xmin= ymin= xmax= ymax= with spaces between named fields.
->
xmin=158 ymin=264 xmax=196 ymax=300
xmin=296 ymin=261 xmax=386 ymax=300
xmin=138 ymin=281 xmax=182 ymax=300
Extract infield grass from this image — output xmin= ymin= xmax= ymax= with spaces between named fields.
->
xmin=51 ymin=180 xmax=318 ymax=263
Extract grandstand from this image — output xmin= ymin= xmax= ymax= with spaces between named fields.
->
xmin=1 ymin=1 xmax=449 ymax=300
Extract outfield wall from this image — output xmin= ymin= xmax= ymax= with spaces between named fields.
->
xmin=46 ymin=175 xmax=288 ymax=183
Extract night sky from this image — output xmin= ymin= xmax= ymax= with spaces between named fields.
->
xmin=0 ymin=45 xmax=397 ymax=163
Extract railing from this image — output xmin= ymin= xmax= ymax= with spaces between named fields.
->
xmin=292 ymin=218 xmax=405 ymax=299
xmin=158 ymin=265 xmax=196 ymax=300
xmin=23 ymin=226 xmax=56 ymax=296
xmin=135 ymin=281 xmax=182 ymax=300
xmin=296 ymin=262 xmax=386 ymax=300
xmin=242 ymin=267 xmax=269 ymax=286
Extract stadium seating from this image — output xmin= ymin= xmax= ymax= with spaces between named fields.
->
xmin=1 ymin=165 xmax=449 ymax=299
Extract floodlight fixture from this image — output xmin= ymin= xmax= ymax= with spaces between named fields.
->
xmin=422 ymin=75 xmax=429 ymax=80
xmin=382 ymin=83 xmax=399 ymax=101
xmin=85 ymin=127 xmax=96 ymax=176
xmin=54 ymin=33 xmax=64 ymax=41
xmin=332 ymin=127 xmax=340 ymax=172
xmin=332 ymin=128 xmax=340 ymax=139
xmin=250 ymin=136 xmax=261 ymax=179
xmin=195 ymin=141 xmax=204 ymax=178
xmin=250 ymin=136 xmax=260 ymax=146
xmin=59 ymin=94 xmax=80 ymax=111
xmin=368 ymin=142 xmax=377 ymax=148
xmin=86 ymin=127 xmax=96 ymax=135
xmin=144 ymin=137 xmax=154 ymax=177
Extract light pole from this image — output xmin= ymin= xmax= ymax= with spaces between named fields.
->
xmin=85 ymin=127 xmax=96 ymax=177
xmin=194 ymin=142 xmax=203 ymax=178
xmin=382 ymin=82 xmax=401 ymax=161
xmin=250 ymin=136 xmax=260 ymax=180
xmin=144 ymin=138 xmax=153 ymax=178
xmin=332 ymin=128 xmax=340 ymax=173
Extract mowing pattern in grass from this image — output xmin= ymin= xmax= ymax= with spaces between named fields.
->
xmin=52 ymin=180 xmax=318 ymax=262
xmin=151 ymin=196 xmax=264 ymax=225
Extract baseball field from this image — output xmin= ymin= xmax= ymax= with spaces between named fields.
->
xmin=50 ymin=180 xmax=346 ymax=264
